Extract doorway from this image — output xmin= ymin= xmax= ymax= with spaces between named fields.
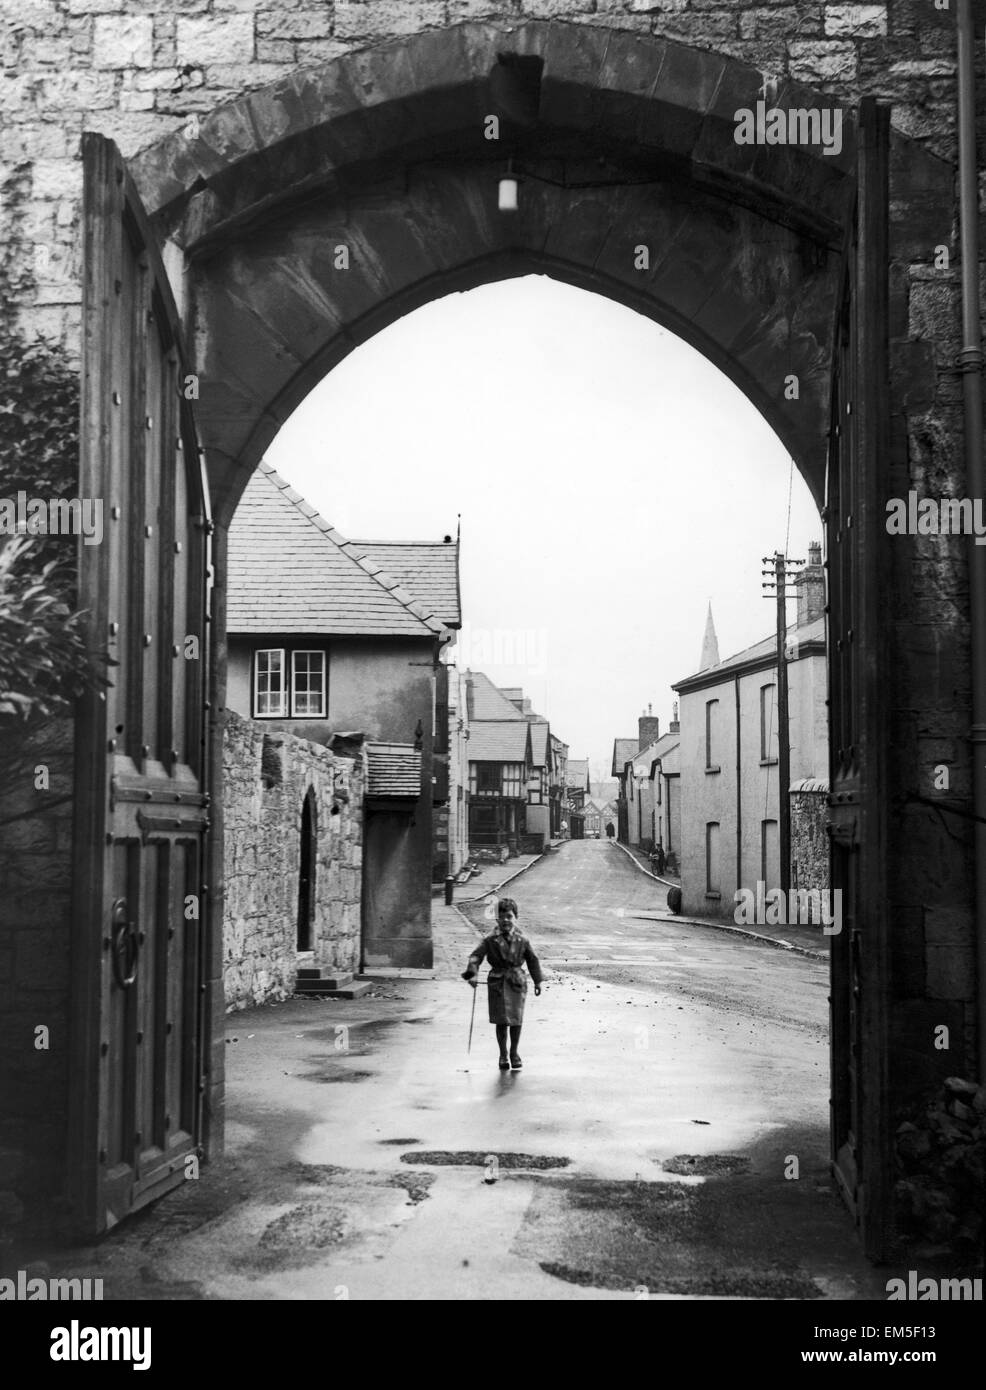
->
xmin=297 ymin=789 xmax=317 ymax=953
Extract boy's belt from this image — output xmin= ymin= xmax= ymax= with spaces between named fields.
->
xmin=488 ymin=966 xmax=527 ymax=989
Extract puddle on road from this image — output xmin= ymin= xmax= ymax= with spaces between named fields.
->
xmin=513 ymin=1175 xmax=826 ymax=1298
xmin=661 ymin=1154 xmax=751 ymax=1177
xmin=400 ymin=1151 xmax=571 ymax=1170
xmin=300 ymin=1069 xmax=375 ymax=1084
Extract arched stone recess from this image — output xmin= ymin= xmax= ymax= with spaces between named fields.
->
xmin=125 ymin=21 xmax=882 ymax=524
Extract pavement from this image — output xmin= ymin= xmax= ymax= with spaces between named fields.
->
xmin=11 ymin=842 xmax=896 ymax=1301
xmin=606 ymin=840 xmax=830 ymax=959
xmin=448 ymin=849 xmax=552 ymax=902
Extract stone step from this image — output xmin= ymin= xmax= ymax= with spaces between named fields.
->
xmin=297 ymin=969 xmax=352 ymax=986
xmin=294 ymin=976 xmax=372 ymax=1000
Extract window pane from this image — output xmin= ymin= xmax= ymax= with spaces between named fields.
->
xmin=760 ymin=684 xmax=777 ymax=761
xmin=706 ymin=822 xmax=721 ymax=893
xmin=256 ymin=649 xmax=285 ymax=716
xmin=292 ymin=650 xmax=326 ymax=717
xmin=761 ymin=819 xmax=779 ymax=886
xmin=706 ymin=699 xmax=718 ymax=767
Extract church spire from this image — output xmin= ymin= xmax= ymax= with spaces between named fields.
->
xmin=699 ymin=602 xmax=720 ymax=671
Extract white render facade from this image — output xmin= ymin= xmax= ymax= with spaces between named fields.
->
xmin=673 ymin=555 xmax=828 ymax=918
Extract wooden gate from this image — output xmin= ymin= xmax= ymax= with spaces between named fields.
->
xmin=826 ymin=98 xmax=892 ymax=1260
xmin=70 ymin=134 xmax=212 ymax=1234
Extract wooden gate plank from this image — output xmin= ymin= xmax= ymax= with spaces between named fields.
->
xmin=70 ymin=134 xmax=211 ymax=1237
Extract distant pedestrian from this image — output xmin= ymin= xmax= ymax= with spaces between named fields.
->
xmin=653 ymin=844 xmax=666 ymax=875
xmin=605 ymin=822 xmax=615 ymax=839
xmin=462 ymin=897 xmax=542 ymax=1071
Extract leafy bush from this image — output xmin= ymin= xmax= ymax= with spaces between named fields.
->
xmin=0 ymin=170 xmax=105 ymax=731
xmin=0 ymin=535 xmax=93 ymax=720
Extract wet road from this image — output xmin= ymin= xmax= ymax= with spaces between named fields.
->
xmin=30 ymin=841 xmax=863 ymax=1302
xmin=462 ymin=839 xmax=828 ymax=1039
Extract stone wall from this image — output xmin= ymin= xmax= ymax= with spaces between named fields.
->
xmin=1 ymin=0 xmax=982 ymax=1256
xmin=223 ymin=711 xmax=364 ymax=1010
xmin=0 ymin=3 xmax=965 ymax=357
xmin=0 ymin=718 xmax=75 ymax=1238
xmin=790 ymin=780 xmax=830 ymax=900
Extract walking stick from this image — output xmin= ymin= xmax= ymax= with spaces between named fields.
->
xmin=467 ymin=980 xmax=477 ymax=1055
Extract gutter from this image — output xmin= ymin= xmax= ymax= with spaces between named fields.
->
xmin=957 ymin=0 xmax=986 ymax=1079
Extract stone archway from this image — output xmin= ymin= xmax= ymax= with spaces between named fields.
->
xmin=65 ymin=19 xmax=972 ymax=1261
xmin=130 ymin=23 xmax=875 ymax=523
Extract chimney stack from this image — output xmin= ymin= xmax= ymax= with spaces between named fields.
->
xmin=638 ymin=708 xmax=661 ymax=750
xmin=669 ymin=698 xmax=680 ymax=735
xmin=795 ymin=541 xmax=825 ymax=628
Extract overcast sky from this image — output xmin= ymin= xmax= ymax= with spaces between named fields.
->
xmin=265 ymin=276 xmax=821 ymax=785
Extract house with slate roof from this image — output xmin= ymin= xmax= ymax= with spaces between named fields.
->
xmin=672 ymin=544 xmax=828 ymax=919
xmin=622 ymin=730 xmax=681 ymax=854
xmin=227 ymin=462 xmax=460 ymax=970
xmin=463 ymin=671 xmax=535 ymax=855
xmin=550 ymin=734 xmax=568 ymax=837
xmin=500 ymin=687 xmax=559 ymax=849
xmin=343 ymin=535 xmax=465 ymax=882
xmin=611 ymin=737 xmax=638 ymax=843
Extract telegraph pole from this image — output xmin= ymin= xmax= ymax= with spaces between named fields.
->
xmin=762 ymin=551 xmax=805 ymax=894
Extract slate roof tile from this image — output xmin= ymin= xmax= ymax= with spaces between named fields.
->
xmin=464 ymin=671 xmax=528 ymax=722
xmin=227 ymin=463 xmax=446 ymax=639
xmin=467 ymin=721 xmax=531 ymax=762
xmin=345 ymin=539 xmax=461 ymax=628
xmin=611 ymin=738 xmax=638 ymax=775
xmin=672 ymin=615 xmax=825 ymax=689
xmin=529 ymin=720 xmax=549 ymax=767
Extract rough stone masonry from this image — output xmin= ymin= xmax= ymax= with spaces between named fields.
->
xmin=222 ymin=712 xmax=364 ymax=1011
xmin=0 ymin=2 xmax=962 ymax=355
xmin=0 ymin=0 xmax=982 ymax=1257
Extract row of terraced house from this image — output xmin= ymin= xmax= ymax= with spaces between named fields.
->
xmin=613 ymin=545 xmax=829 ymax=918
xmin=220 ymin=462 xmax=580 ymax=1007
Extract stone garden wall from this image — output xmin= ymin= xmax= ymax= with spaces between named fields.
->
xmin=222 ymin=711 xmax=364 ymax=1010
xmin=790 ymin=779 xmax=830 ymax=903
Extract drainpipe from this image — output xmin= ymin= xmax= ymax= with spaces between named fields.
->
xmin=957 ymin=0 xmax=986 ymax=1080
xmin=735 ymin=674 xmax=742 ymax=901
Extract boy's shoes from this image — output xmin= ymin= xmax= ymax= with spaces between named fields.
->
xmin=498 ymin=1058 xmax=510 ymax=1071
xmin=509 ymin=1054 xmax=522 ymax=1070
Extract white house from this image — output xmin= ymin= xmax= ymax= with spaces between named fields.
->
xmin=672 ymin=544 xmax=828 ymax=918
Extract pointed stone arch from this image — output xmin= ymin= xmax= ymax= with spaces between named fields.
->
xmin=125 ymin=21 xmax=904 ymax=524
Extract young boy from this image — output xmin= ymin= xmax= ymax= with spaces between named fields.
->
xmin=462 ymin=897 xmax=543 ymax=1071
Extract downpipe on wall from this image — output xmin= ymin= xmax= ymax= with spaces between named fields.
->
xmin=956 ymin=0 xmax=986 ymax=1080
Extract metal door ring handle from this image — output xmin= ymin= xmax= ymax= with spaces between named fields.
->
xmin=111 ymin=899 xmax=138 ymax=988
